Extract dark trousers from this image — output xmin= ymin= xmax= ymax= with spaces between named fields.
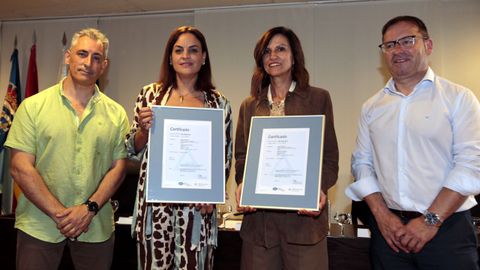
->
xmin=16 ymin=230 xmax=115 ymax=270
xmin=241 ymin=236 xmax=328 ymax=270
xmin=369 ymin=210 xmax=479 ymax=270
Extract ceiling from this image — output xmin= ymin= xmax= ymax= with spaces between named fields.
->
xmin=0 ymin=0 xmax=336 ymax=21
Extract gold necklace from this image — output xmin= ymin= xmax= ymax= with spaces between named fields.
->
xmin=177 ymin=89 xmax=202 ymax=103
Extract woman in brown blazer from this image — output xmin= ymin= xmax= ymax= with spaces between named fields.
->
xmin=234 ymin=26 xmax=339 ymax=270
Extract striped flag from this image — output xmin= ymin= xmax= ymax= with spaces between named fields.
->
xmin=0 ymin=49 xmax=21 ymax=215
xmin=7 ymin=43 xmax=40 ymax=211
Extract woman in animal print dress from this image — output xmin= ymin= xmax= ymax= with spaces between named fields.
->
xmin=126 ymin=26 xmax=233 ymax=270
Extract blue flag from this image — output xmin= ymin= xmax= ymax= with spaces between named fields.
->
xmin=0 ymin=48 xmax=21 ymax=214
xmin=0 ymin=49 xmax=21 ymax=149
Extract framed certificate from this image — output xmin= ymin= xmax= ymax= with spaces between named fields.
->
xmin=240 ymin=115 xmax=325 ymax=210
xmin=146 ymin=106 xmax=225 ymax=204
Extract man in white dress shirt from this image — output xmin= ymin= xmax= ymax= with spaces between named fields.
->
xmin=346 ymin=15 xmax=480 ymax=270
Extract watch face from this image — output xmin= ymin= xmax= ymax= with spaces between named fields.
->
xmin=87 ymin=201 xmax=99 ymax=214
xmin=425 ymin=212 xmax=440 ymax=226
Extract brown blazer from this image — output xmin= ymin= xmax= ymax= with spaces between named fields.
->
xmin=234 ymin=85 xmax=339 ymax=245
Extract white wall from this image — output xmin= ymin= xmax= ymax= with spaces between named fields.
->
xmin=1 ymin=0 xmax=479 ymax=218
xmin=98 ymin=13 xmax=194 ymax=115
xmin=0 ymin=18 xmax=99 ymax=94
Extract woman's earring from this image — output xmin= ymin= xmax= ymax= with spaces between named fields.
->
xmin=169 ymin=57 xmax=173 ymax=65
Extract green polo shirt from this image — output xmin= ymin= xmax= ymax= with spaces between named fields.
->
xmin=5 ymin=80 xmax=129 ymax=243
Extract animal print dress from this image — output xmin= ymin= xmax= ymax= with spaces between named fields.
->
xmin=126 ymin=82 xmax=232 ymax=270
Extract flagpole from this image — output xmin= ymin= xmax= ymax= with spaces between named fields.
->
xmin=58 ymin=32 xmax=68 ymax=81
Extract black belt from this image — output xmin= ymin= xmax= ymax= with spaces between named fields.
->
xmin=389 ymin=209 xmax=423 ymax=219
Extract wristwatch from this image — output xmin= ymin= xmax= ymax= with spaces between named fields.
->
xmin=84 ymin=200 xmax=99 ymax=215
xmin=424 ymin=211 xmax=442 ymax=227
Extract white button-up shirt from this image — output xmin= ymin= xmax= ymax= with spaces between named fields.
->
xmin=346 ymin=68 xmax=480 ymax=213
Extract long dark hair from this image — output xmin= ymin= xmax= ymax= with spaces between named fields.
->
xmin=251 ymin=26 xmax=309 ymax=98
xmin=159 ymin=26 xmax=215 ymax=92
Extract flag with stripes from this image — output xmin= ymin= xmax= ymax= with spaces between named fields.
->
xmin=0 ymin=48 xmax=21 ymax=215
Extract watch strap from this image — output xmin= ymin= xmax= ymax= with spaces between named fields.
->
xmin=84 ymin=200 xmax=99 ymax=215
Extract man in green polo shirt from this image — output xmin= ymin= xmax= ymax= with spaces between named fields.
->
xmin=5 ymin=28 xmax=129 ymax=270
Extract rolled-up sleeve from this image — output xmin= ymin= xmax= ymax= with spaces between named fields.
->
xmin=126 ymin=134 xmax=145 ymax=162
xmin=443 ymin=90 xmax=480 ymax=196
xmin=345 ymin=104 xmax=381 ymax=201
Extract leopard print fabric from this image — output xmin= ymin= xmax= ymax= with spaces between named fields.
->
xmin=126 ymin=83 xmax=232 ymax=270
